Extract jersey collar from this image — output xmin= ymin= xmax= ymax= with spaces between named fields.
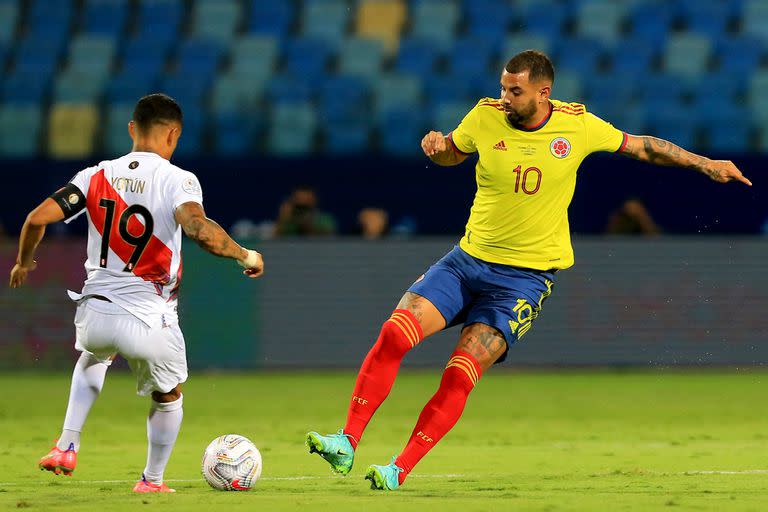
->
xmin=517 ymin=101 xmax=553 ymax=132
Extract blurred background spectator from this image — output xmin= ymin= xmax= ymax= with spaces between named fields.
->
xmin=605 ymin=198 xmax=662 ymax=235
xmin=274 ymin=186 xmax=337 ymax=237
xmin=357 ymin=207 xmax=389 ymax=239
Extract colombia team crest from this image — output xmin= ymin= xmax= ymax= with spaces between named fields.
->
xmin=550 ymin=137 xmax=571 ymax=158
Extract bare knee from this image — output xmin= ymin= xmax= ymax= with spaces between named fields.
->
xmin=395 ymin=291 xmax=446 ymax=337
xmin=456 ymin=323 xmax=507 ymax=372
xmin=152 ymin=384 xmax=181 ymax=403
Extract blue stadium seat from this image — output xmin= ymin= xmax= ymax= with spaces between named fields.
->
xmin=268 ymin=103 xmax=317 ymax=155
xmin=500 ymin=33 xmax=553 ymax=62
xmin=322 ymin=118 xmax=371 ymax=155
xmin=1 ymin=71 xmax=50 ymax=104
xmin=319 ymin=75 xmax=370 ymax=123
xmin=608 ymin=103 xmax=648 ymax=136
xmin=81 ymin=0 xmax=129 ymax=37
xmin=716 ymin=36 xmax=764 ymax=74
xmin=576 ymin=0 xmax=626 ymax=43
xmin=11 ymin=39 xmax=62 ymax=81
xmin=337 ymin=37 xmax=385 ymax=79
xmin=429 ymin=100 xmax=475 ymax=133
xmin=211 ymin=110 xmax=263 ymax=156
xmin=248 ymin=0 xmax=293 ymax=37
xmin=662 ymin=33 xmax=712 ymax=76
xmin=424 ymin=72 xmax=476 ymax=104
xmin=552 ymin=71 xmax=583 ymax=102
xmin=464 ymin=0 xmax=517 ymax=48
xmin=27 ymin=0 xmax=74 ymax=38
xmin=210 ymin=73 xmax=265 ymax=113
xmin=0 ymin=2 xmax=18 ymax=43
xmin=0 ymin=41 xmax=7 ymax=70
xmin=67 ymin=35 xmax=116 ymax=82
xmin=0 ymin=104 xmax=43 ymax=157
xmin=301 ymin=0 xmax=350 ymax=45
xmin=583 ymin=73 xmax=636 ymax=110
xmin=283 ymin=37 xmax=333 ymax=76
xmin=637 ymin=72 xmax=689 ymax=104
xmin=448 ymin=38 xmax=494 ymax=80
xmin=748 ymin=70 xmax=768 ymax=123
xmin=175 ymin=38 xmax=225 ymax=78
xmin=158 ymin=72 xmax=210 ymax=106
xmin=410 ymin=0 xmax=460 ymax=50
xmin=120 ymin=37 xmax=171 ymax=80
xmin=744 ymin=0 xmax=768 ymax=41
xmin=702 ymin=108 xmax=752 ymax=154
xmin=395 ymin=38 xmax=440 ymax=80
xmin=554 ymin=38 xmax=604 ymax=74
xmin=135 ymin=0 xmax=183 ymax=42
xmin=378 ymin=109 xmax=428 ymax=157
xmin=680 ymin=2 xmax=730 ymax=38
xmin=53 ymin=70 xmax=106 ymax=103
xmin=173 ymin=108 xmax=205 ymax=156
xmin=265 ymin=73 xmax=313 ymax=104
xmin=103 ymin=103 xmax=134 ymax=155
xmin=520 ymin=2 xmax=567 ymax=41
xmin=373 ymin=73 xmax=423 ymax=116
xmin=105 ymin=71 xmax=157 ymax=103
xmin=691 ymin=73 xmax=744 ymax=106
xmin=608 ymin=37 xmax=658 ymax=73
xmin=230 ymin=35 xmax=279 ymax=77
xmin=191 ymin=0 xmax=241 ymax=42
xmin=648 ymin=102 xmax=698 ymax=149
xmin=628 ymin=2 xmax=673 ymax=47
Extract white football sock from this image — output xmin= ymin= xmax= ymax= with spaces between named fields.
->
xmin=57 ymin=352 xmax=109 ymax=451
xmin=143 ymin=395 xmax=183 ymax=485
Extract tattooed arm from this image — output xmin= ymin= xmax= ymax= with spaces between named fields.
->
xmin=620 ymin=135 xmax=752 ymax=186
xmin=175 ymin=202 xmax=264 ymax=277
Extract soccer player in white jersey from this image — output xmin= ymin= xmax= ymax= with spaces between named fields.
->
xmin=9 ymin=94 xmax=264 ymax=493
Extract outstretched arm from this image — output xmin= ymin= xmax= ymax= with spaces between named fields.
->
xmin=10 ymin=198 xmax=65 ymax=288
xmin=175 ymin=201 xmax=264 ymax=278
xmin=421 ymin=131 xmax=469 ymax=166
xmin=620 ymin=134 xmax=752 ymax=186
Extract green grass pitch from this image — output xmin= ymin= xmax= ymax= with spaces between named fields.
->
xmin=1 ymin=370 xmax=767 ymax=511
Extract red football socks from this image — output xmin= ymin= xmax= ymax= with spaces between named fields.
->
xmin=395 ymin=350 xmax=482 ymax=484
xmin=343 ymin=309 xmax=423 ymax=448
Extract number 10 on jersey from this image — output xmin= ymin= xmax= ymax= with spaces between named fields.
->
xmin=512 ymin=165 xmax=542 ymax=195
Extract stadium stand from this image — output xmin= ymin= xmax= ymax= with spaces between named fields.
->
xmin=0 ymin=0 xmax=763 ymax=157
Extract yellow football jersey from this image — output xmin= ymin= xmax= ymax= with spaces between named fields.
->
xmin=449 ymin=98 xmax=626 ymax=270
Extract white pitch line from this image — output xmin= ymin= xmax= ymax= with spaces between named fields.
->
xmin=685 ymin=470 xmax=768 ymax=475
xmin=0 ymin=474 xmax=468 ymax=487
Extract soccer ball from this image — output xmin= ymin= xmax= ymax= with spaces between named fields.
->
xmin=201 ymin=434 xmax=262 ymax=491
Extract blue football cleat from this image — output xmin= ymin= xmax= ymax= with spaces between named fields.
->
xmin=365 ymin=456 xmax=403 ymax=490
xmin=305 ymin=429 xmax=355 ymax=475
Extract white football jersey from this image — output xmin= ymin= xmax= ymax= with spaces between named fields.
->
xmin=67 ymin=151 xmax=203 ymax=326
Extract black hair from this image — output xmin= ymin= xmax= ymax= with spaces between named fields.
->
xmin=505 ymin=50 xmax=555 ymax=84
xmin=132 ymin=93 xmax=183 ymax=132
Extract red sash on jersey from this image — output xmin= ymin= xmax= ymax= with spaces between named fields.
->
xmin=87 ymin=169 xmax=173 ymax=285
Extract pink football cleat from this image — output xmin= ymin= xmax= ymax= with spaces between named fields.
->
xmin=38 ymin=441 xmax=77 ymax=476
xmin=132 ymin=475 xmax=176 ymax=493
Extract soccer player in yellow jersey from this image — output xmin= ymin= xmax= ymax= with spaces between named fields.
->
xmin=306 ymin=50 xmax=752 ymax=490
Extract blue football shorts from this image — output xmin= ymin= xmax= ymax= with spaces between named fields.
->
xmin=408 ymin=245 xmax=555 ymax=362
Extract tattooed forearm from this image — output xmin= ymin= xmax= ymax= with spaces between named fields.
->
xmin=182 ymin=214 xmax=245 ymax=260
xmin=624 ymin=135 xmax=711 ymax=175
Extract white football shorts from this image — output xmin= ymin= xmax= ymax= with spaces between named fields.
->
xmin=74 ymin=298 xmax=188 ymax=396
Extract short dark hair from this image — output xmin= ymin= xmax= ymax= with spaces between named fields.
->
xmin=505 ymin=50 xmax=555 ymax=84
xmin=132 ymin=93 xmax=183 ymax=132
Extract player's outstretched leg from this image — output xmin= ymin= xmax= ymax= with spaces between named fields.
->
xmin=368 ymin=349 xmax=485 ymax=490
xmin=133 ymin=388 xmax=183 ymax=493
xmin=307 ymin=308 xmax=424 ymax=474
xmin=39 ymin=352 xmax=109 ymax=476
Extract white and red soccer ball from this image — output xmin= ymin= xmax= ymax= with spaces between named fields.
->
xmin=201 ymin=434 xmax=262 ymax=491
